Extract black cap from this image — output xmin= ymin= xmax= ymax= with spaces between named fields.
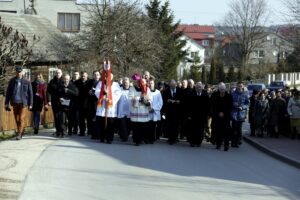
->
xmin=15 ymin=66 xmax=22 ymax=72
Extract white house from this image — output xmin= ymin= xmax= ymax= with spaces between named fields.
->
xmin=177 ymin=34 xmax=205 ymax=79
xmin=0 ymin=0 xmax=89 ymax=35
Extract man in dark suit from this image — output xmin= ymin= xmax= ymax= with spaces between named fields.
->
xmin=162 ymin=79 xmax=182 ymax=144
xmin=5 ymin=66 xmax=33 ymax=140
xmin=187 ymin=82 xmax=210 ymax=147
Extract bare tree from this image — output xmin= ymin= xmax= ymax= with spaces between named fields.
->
xmin=282 ymin=0 xmax=300 ymax=71
xmin=65 ymin=0 xmax=164 ymax=78
xmin=222 ymin=0 xmax=269 ymax=79
xmin=284 ymin=0 xmax=300 ymax=23
xmin=0 ymin=17 xmax=38 ymax=94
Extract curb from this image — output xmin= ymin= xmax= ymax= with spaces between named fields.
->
xmin=243 ymin=136 xmax=300 ymax=170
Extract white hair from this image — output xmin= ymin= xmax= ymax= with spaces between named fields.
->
xmin=218 ymin=82 xmax=226 ymax=90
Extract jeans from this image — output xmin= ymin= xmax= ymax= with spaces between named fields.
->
xmin=33 ymin=111 xmax=41 ymax=129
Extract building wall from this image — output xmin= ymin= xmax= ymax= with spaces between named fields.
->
xmin=0 ymin=0 xmax=89 ymax=34
xmin=248 ymin=33 xmax=294 ymax=65
xmin=177 ymin=35 xmax=205 ymax=79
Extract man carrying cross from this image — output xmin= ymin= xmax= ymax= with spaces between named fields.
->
xmin=94 ymin=60 xmax=122 ymax=143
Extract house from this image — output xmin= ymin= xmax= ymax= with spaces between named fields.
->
xmin=177 ymin=34 xmax=205 ymax=78
xmin=222 ymin=32 xmax=294 ymax=68
xmin=248 ymin=32 xmax=294 ymax=65
xmin=0 ymin=0 xmax=88 ymax=35
xmin=0 ymin=12 xmax=70 ymax=83
xmin=176 ymin=24 xmax=215 ymax=78
xmin=177 ymin=25 xmax=215 ymax=64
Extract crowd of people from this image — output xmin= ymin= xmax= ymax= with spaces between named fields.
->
xmin=4 ymin=65 xmax=300 ymax=150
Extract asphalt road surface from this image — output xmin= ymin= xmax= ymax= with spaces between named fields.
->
xmin=18 ymin=136 xmax=300 ymax=200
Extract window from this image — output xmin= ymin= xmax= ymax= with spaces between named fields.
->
xmin=57 ymin=13 xmax=80 ymax=32
xmin=48 ymin=67 xmax=57 ymax=82
xmin=22 ymin=68 xmax=31 ymax=80
xmin=258 ymin=50 xmax=264 ymax=58
xmin=254 ymin=50 xmax=264 ymax=58
xmin=272 ymin=38 xmax=277 ymax=45
xmin=191 ymin=52 xmax=197 ymax=58
xmin=202 ymin=40 xmax=209 ymax=46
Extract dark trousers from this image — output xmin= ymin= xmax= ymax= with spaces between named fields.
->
xmin=232 ymin=120 xmax=243 ymax=146
xmin=68 ymin=105 xmax=79 ymax=134
xmin=166 ymin=118 xmax=180 ymax=143
xmin=12 ymin=103 xmax=25 ymax=135
xmin=147 ymin=121 xmax=156 ymax=143
xmin=32 ymin=111 xmax=41 ymax=129
xmin=78 ymin=108 xmax=88 ymax=135
xmin=131 ymin=121 xmax=147 ymax=145
xmin=250 ymin=121 xmax=256 ymax=136
xmin=58 ymin=109 xmax=69 ymax=136
xmin=95 ymin=116 xmax=115 ymax=142
xmin=51 ymin=103 xmax=60 ymax=133
xmin=119 ymin=117 xmax=131 ymax=141
xmin=213 ymin=118 xmax=231 ymax=148
xmin=187 ymin=119 xmax=205 ymax=146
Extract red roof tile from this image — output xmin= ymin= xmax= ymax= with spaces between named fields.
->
xmin=185 ymin=32 xmax=207 ymax=40
xmin=177 ymin=24 xmax=215 ymax=33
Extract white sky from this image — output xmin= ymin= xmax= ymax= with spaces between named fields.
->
xmin=141 ymin=0 xmax=290 ymax=25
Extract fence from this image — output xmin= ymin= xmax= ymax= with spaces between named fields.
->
xmin=0 ymin=95 xmax=54 ymax=133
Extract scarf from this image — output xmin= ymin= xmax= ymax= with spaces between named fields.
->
xmin=139 ymin=79 xmax=148 ymax=96
xmin=97 ymin=63 xmax=113 ymax=108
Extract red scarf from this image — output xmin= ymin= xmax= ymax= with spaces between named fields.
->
xmin=139 ymin=79 xmax=148 ymax=96
xmin=97 ymin=63 xmax=113 ymax=108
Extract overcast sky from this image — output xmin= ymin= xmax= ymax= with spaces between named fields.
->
xmin=141 ymin=0 xmax=289 ymax=25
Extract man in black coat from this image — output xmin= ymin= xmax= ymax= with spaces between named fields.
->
xmin=86 ymin=70 xmax=101 ymax=139
xmin=57 ymin=74 xmax=79 ymax=137
xmin=210 ymin=83 xmax=233 ymax=151
xmin=187 ymin=82 xmax=210 ymax=147
xmin=162 ymin=79 xmax=183 ymax=144
xmin=74 ymin=71 xmax=90 ymax=136
xmin=47 ymin=69 xmax=63 ymax=135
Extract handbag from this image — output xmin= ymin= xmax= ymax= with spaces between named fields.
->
xmin=231 ymin=109 xmax=246 ymax=122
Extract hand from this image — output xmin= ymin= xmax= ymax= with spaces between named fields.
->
xmin=29 ymin=106 xmax=32 ymax=111
xmin=44 ymin=105 xmax=48 ymax=111
xmin=219 ymin=112 xmax=224 ymax=118
xmin=167 ymin=99 xmax=174 ymax=103
xmin=238 ymin=107 xmax=243 ymax=111
xmin=48 ymin=102 xmax=52 ymax=106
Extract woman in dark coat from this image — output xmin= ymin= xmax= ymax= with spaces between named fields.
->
xmin=31 ymin=73 xmax=48 ymax=134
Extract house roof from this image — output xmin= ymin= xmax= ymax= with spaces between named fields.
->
xmin=0 ymin=12 xmax=68 ymax=63
xmin=177 ymin=25 xmax=215 ymax=34
xmin=184 ymin=32 xmax=207 ymax=40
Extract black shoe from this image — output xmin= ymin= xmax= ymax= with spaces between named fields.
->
xmin=216 ymin=146 xmax=221 ymax=150
xmin=231 ymin=144 xmax=239 ymax=148
xmin=106 ymin=141 xmax=112 ymax=144
xmin=16 ymin=134 xmax=21 ymax=140
xmin=60 ymin=134 xmax=64 ymax=138
xmin=135 ymin=142 xmax=140 ymax=146
xmin=190 ymin=144 xmax=195 ymax=147
xmin=34 ymin=128 xmax=38 ymax=135
xmin=224 ymin=146 xmax=229 ymax=151
xmin=79 ymin=133 xmax=85 ymax=136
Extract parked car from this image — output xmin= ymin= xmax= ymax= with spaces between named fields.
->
xmin=267 ymin=80 xmax=287 ymax=92
xmin=247 ymin=83 xmax=266 ymax=96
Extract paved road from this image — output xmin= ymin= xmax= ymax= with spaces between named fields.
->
xmin=18 ymin=136 xmax=300 ymax=200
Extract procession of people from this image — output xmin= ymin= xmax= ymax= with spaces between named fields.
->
xmin=5 ymin=63 xmax=300 ymax=150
